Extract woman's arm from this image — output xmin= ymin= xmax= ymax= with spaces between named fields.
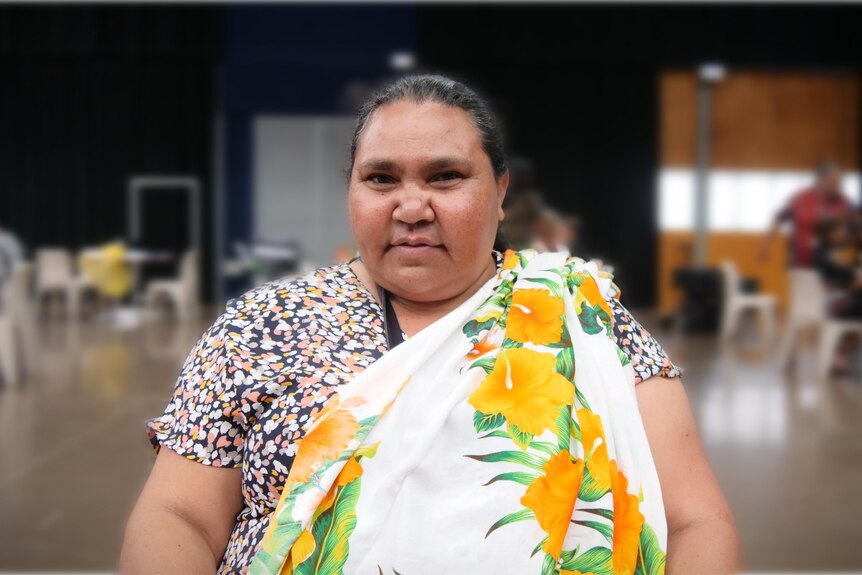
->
xmin=636 ymin=376 xmax=742 ymax=574
xmin=120 ymin=448 xmax=243 ymax=574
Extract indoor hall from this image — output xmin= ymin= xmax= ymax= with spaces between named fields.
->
xmin=2 ymin=4 xmax=862 ymax=573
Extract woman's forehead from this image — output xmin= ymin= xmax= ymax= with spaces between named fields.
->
xmin=356 ymin=101 xmax=484 ymax=161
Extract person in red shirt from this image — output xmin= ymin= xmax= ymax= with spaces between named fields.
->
xmin=759 ymin=163 xmax=855 ymax=266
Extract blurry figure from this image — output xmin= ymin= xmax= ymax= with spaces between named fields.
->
xmin=759 ymin=162 xmax=854 ymax=266
xmin=810 ymin=218 xmax=862 ymax=374
xmin=0 ymin=225 xmax=24 ymax=306
xmin=559 ymin=214 xmax=582 ymax=256
xmin=495 ymin=157 xmax=543 ymax=251
xmin=529 ymin=209 xmax=587 ymax=258
xmin=812 ymin=218 xmax=862 ymax=318
xmin=531 ymin=208 xmax=563 ymax=253
xmin=497 ymin=190 xmax=543 ymax=250
xmin=494 ymin=156 xmax=591 ymax=258
xmin=528 ymin=208 xmax=572 ymax=254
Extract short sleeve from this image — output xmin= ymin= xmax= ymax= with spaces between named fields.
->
xmin=147 ymin=307 xmax=246 ymax=467
xmin=607 ymin=296 xmax=682 ymax=384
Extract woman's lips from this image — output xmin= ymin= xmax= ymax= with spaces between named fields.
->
xmin=390 ymin=244 xmax=442 ymax=256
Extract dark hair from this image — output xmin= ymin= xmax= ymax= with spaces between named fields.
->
xmin=348 ymin=74 xmax=507 ymax=179
xmin=815 ymin=161 xmax=840 ymax=179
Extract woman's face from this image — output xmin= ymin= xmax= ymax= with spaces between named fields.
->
xmin=349 ymin=100 xmax=508 ymax=302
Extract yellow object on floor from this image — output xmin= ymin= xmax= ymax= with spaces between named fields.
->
xmin=79 ymin=242 xmax=133 ymax=299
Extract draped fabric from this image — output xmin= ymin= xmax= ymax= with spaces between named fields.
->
xmin=249 ymin=250 xmax=667 ymax=575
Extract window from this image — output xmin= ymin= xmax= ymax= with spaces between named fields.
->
xmin=658 ymin=169 xmax=861 ymax=231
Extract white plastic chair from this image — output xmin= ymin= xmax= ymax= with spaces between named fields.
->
xmin=777 ymin=268 xmax=862 ymax=378
xmin=35 ymin=248 xmax=94 ymax=319
xmin=720 ymin=260 xmax=777 ymax=346
xmin=0 ymin=263 xmax=35 ymax=387
xmin=145 ymin=250 xmax=199 ymax=320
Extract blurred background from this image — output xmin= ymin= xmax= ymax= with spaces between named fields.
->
xmin=1 ymin=2 xmax=862 ymax=573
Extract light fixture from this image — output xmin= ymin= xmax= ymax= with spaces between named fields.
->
xmin=389 ymin=52 xmax=416 ymax=71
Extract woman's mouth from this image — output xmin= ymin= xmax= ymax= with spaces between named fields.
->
xmin=389 ymin=237 xmax=444 ymax=257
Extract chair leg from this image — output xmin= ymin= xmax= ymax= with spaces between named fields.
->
xmin=68 ymin=286 xmax=81 ymax=321
xmin=760 ymin=305 xmax=776 ymax=349
xmin=19 ymin=312 xmax=37 ymax=377
xmin=0 ymin=319 xmax=18 ymax=387
xmin=171 ymin=290 xmax=186 ymax=321
xmin=37 ymin=291 xmax=51 ymax=319
xmin=145 ymin=289 xmax=161 ymax=318
xmin=777 ymin=321 xmax=798 ymax=370
xmin=817 ymin=324 xmax=843 ymax=380
xmin=721 ymin=304 xmax=737 ymax=341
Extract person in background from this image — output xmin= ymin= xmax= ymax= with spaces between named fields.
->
xmin=497 ymin=189 xmax=544 ymax=251
xmin=812 ymin=218 xmax=862 ymax=318
xmin=811 ymin=218 xmax=862 ymax=372
xmin=559 ymin=214 xmax=582 ymax=256
xmin=530 ymin=210 xmax=591 ymax=260
xmin=759 ymin=162 xmax=854 ymax=266
xmin=531 ymin=208 xmax=565 ymax=253
xmin=494 ymin=157 xmax=544 ymax=251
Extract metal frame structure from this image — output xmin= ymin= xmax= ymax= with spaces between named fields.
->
xmin=127 ymin=175 xmax=202 ymax=252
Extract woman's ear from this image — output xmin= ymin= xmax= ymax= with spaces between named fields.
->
xmin=497 ymin=170 xmax=509 ymax=221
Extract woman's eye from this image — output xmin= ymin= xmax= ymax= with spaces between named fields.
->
xmin=432 ymin=172 xmax=463 ymax=183
xmin=368 ymin=174 xmax=395 ymax=185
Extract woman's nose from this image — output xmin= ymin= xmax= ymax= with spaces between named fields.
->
xmin=392 ymin=186 xmax=434 ymax=224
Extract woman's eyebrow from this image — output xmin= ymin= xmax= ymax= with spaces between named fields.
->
xmin=357 ymin=157 xmax=471 ymax=172
xmin=358 ymin=159 xmax=397 ymax=172
xmin=426 ymin=157 xmax=471 ymax=170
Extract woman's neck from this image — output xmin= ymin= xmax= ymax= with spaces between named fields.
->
xmin=350 ymin=256 xmax=498 ymax=337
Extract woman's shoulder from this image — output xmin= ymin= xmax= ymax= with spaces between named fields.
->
xmin=222 ymin=261 xmax=364 ymax=321
xmin=557 ymin=253 xmax=681 ymax=383
xmin=202 ymin=262 xmax=367 ymax=355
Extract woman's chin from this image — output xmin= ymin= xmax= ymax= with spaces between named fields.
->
xmin=383 ymin=268 xmax=462 ymax=302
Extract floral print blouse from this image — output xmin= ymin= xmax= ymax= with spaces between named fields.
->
xmin=147 ymin=258 xmax=680 ymax=574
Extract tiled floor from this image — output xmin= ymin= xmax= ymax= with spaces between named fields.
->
xmin=1 ymin=311 xmax=861 ymax=572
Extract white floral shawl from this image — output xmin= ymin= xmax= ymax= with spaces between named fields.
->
xmin=248 ymin=250 xmax=667 ymax=575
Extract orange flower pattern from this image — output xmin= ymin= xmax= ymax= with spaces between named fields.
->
xmin=610 ymin=460 xmax=645 ymax=575
xmin=506 ymin=288 xmax=565 ymax=345
xmin=464 ymin=251 xmax=668 ymax=575
xmin=468 ymin=347 xmax=573 ymax=436
xmin=521 ymin=451 xmax=584 ymax=560
xmin=288 ymin=404 xmax=359 ymax=483
xmin=502 ymin=249 xmax=520 ymax=270
xmin=577 ymin=408 xmax=611 ymax=492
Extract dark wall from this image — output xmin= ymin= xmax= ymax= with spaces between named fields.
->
xmin=0 ymin=6 xmax=221 ymax=300
xmin=3 ymin=4 xmax=862 ymax=307
xmin=219 ymin=5 xmax=415 ymax=299
xmin=417 ymin=4 xmax=862 ymax=307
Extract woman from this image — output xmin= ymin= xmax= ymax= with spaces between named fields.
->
xmin=121 ymin=75 xmax=740 ymax=574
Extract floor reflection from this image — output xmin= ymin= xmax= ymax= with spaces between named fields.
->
xmin=0 ymin=312 xmax=861 ymax=571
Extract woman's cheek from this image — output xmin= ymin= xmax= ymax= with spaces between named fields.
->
xmin=352 ymin=194 xmax=389 ymax=246
xmin=440 ymin=202 xmax=488 ymax=247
